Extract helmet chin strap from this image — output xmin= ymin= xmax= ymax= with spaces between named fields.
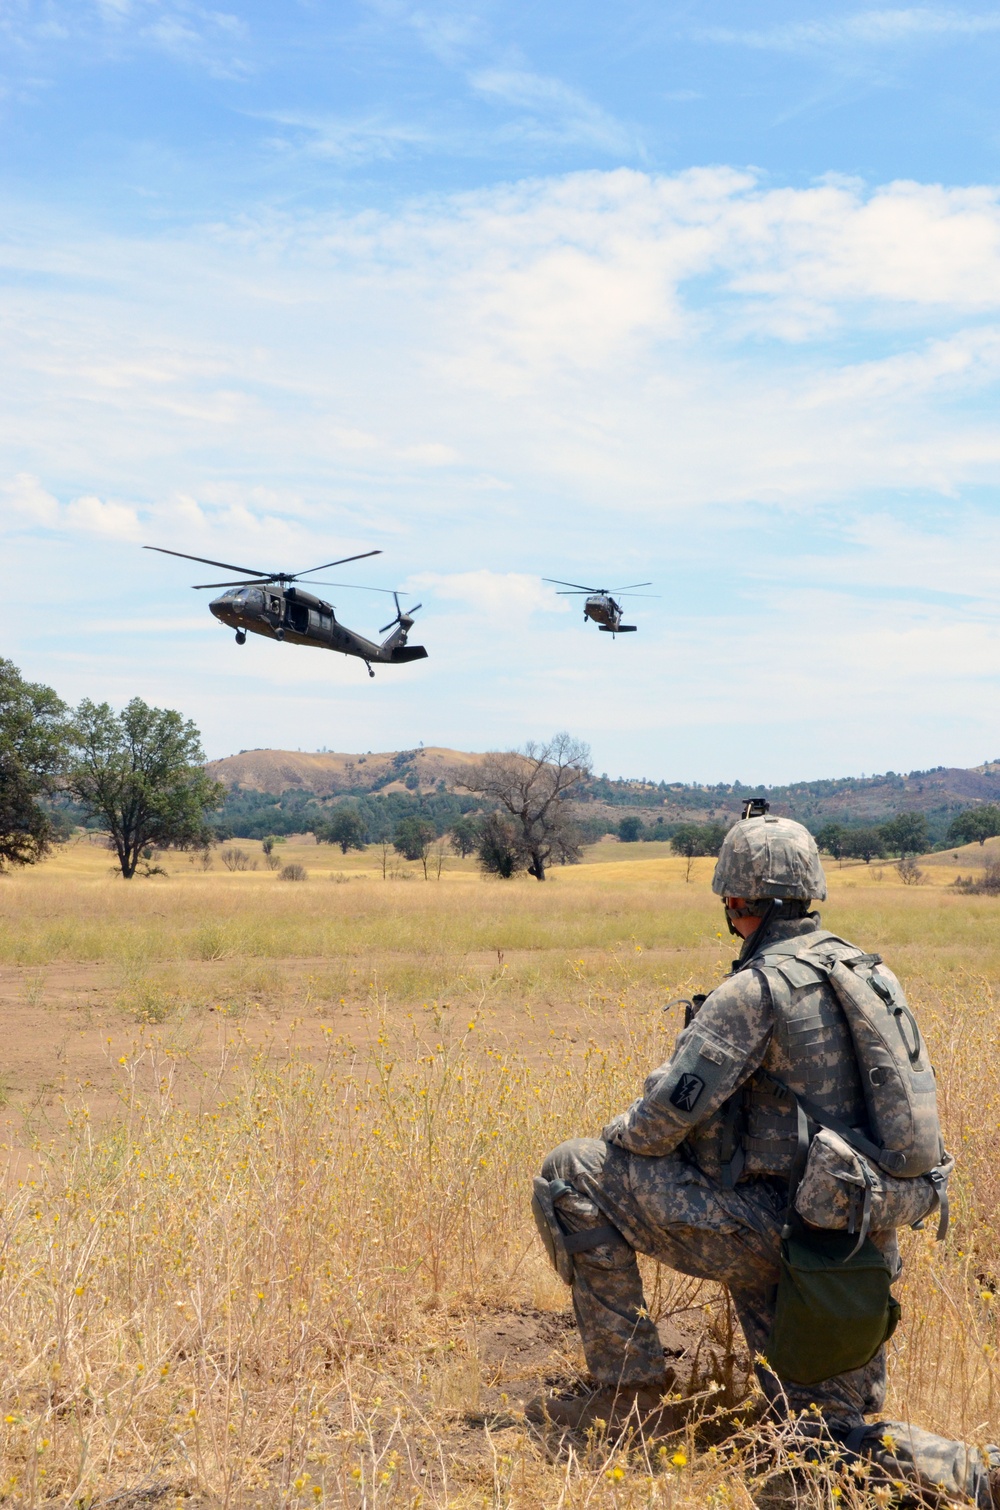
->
xmin=723 ymin=896 xmax=783 ymax=941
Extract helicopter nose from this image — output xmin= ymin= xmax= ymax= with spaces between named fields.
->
xmin=209 ymin=593 xmax=230 ymax=620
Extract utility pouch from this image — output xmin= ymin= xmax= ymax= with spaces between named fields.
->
xmin=765 ymin=1227 xmax=900 ymax=1385
xmin=795 ymin=1128 xmax=953 ymax=1243
xmin=530 ymin=1176 xmax=619 ymax=1286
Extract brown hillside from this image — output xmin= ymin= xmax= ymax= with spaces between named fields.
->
xmin=206 ymin=746 xmax=484 ymax=797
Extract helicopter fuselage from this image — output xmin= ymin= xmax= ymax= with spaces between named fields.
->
xmin=583 ymin=594 xmax=636 ymax=634
xmin=209 ymin=585 xmax=427 ymax=666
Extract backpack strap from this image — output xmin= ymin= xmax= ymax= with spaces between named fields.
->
xmin=925 ymin=1165 xmax=950 ymax=1242
xmin=758 ymin=1068 xmax=888 ymax=1171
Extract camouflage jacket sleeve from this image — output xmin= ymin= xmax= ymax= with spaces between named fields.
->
xmin=602 ymin=970 xmax=774 ymax=1157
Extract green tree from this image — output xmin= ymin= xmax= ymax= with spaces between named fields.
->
xmin=0 ymin=659 xmax=69 ymax=869
xmin=476 ymin=811 xmax=523 ymax=879
xmin=670 ymin=822 xmax=728 ymax=859
xmin=67 ymin=698 xmax=224 ymax=879
xmin=670 ymin=821 xmax=727 ymax=882
xmin=449 ymin=815 xmax=483 ymax=857
xmin=947 ymin=805 xmax=1000 ymax=848
xmin=844 ymin=827 xmax=885 ymax=864
xmin=814 ymin=822 xmax=848 ymax=862
xmin=461 ymin=733 xmax=590 ymax=881
xmin=618 ymin=815 xmax=645 ymax=843
xmin=317 ymin=807 xmax=367 ymax=854
xmin=393 ymin=816 xmax=437 ymax=863
xmin=879 ymin=812 xmax=929 ymax=859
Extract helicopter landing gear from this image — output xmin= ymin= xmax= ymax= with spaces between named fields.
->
xmin=235 ymin=628 xmax=247 ymax=645
xmin=274 ymin=627 xmax=284 ymax=641
xmin=364 ymin=661 xmax=375 ymax=679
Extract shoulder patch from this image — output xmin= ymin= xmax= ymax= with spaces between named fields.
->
xmin=669 ymin=1073 xmax=705 ymax=1113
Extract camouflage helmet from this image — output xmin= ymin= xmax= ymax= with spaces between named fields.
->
xmin=712 ymin=815 xmax=827 ymax=902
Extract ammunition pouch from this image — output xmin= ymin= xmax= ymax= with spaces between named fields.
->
xmin=531 ymin=1176 xmax=620 ymax=1286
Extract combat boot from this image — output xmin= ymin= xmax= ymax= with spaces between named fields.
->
xmin=524 ymin=1376 xmax=675 ymax=1434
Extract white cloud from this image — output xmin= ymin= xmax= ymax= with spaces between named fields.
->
xmin=260 ymin=111 xmax=435 ymax=164
xmin=702 ymin=7 xmax=1000 ymax=51
xmin=470 ymin=69 xmax=641 ymax=156
xmin=1 ymin=475 xmax=145 ymax=541
xmin=408 ymin=570 xmax=569 ymax=615
xmin=65 ymin=494 xmax=142 ymax=539
xmin=1 ymin=472 xmax=60 ymax=527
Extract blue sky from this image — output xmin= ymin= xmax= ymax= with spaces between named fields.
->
xmin=5 ymin=3 xmax=1000 ymax=781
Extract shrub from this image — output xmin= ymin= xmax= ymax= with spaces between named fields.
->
xmin=954 ymin=862 xmax=1000 ymax=894
xmin=221 ymin=847 xmax=257 ymax=872
xmin=280 ymin=863 xmax=308 ymax=882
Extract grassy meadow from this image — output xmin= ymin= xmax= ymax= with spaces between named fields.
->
xmin=0 ymin=834 xmax=999 ymax=1507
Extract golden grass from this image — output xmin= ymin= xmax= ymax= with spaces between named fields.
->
xmin=0 ymin=841 xmax=998 ymax=1506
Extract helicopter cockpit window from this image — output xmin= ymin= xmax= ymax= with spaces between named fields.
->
xmin=232 ymin=587 xmax=264 ymax=611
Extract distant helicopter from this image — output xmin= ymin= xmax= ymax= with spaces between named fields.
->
xmin=145 ymin=546 xmax=427 ymax=677
xmin=543 ymin=578 xmax=656 ymax=635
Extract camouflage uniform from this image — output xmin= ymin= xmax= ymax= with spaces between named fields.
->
xmin=543 ymin=913 xmax=891 ymax=1428
xmin=535 ymin=819 xmax=999 ymax=1502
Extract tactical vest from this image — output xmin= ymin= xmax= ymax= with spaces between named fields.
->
xmin=681 ymin=929 xmax=873 ymax=1184
xmin=739 ymin=930 xmax=870 ymax=1179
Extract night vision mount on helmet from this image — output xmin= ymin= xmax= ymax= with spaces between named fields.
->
xmin=145 ymin=545 xmax=428 ymax=678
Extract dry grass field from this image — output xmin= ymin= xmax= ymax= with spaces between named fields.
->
xmin=0 ymin=834 xmax=999 ymax=1508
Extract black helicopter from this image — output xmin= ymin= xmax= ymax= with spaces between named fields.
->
xmin=146 ymin=547 xmax=427 ymax=677
xmin=543 ymin=578 xmax=656 ymax=635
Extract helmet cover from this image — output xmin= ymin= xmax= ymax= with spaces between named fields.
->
xmin=712 ymin=815 xmax=827 ymax=902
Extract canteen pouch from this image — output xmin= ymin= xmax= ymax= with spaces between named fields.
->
xmin=765 ymin=1227 xmax=900 ymax=1385
xmin=794 ymin=1128 xmax=953 ymax=1240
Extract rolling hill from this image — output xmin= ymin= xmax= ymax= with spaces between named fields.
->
xmin=207 ymin=747 xmax=1000 ymax=838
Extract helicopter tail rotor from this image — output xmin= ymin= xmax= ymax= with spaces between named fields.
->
xmin=379 ymin=593 xmax=422 ymax=635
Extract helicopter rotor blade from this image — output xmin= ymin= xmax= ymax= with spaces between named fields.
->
xmin=299 ymin=580 xmax=400 ymax=594
xmin=192 ymin=578 xmax=275 ymax=590
xmin=380 ymin=592 xmax=401 ymax=634
xmin=144 ymin=546 xmax=272 ymax=578
xmin=543 ymin=577 xmax=598 ymax=592
xmin=379 ymin=594 xmax=423 ymax=634
xmin=294 ymin=551 xmax=382 ymax=577
xmin=617 ymin=593 xmax=660 ymax=600
xmin=607 ymin=582 xmax=653 ymax=592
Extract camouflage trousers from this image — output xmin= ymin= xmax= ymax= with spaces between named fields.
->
xmin=541 ymin=1137 xmax=893 ymax=1428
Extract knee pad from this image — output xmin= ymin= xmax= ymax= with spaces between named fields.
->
xmin=531 ymin=1176 xmax=620 ymax=1285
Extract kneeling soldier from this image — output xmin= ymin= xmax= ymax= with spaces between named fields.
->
xmin=530 ymin=813 xmax=999 ymax=1507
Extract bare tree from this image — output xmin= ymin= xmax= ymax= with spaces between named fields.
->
xmin=461 ymin=733 xmax=591 ymax=881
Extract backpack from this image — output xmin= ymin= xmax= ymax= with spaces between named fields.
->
xmin=755 ymin=932 xmax=944 ymax=1180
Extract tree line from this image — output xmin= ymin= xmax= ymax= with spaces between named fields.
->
xmin=6 ymin=652 xmax=1000 ymax=882
xmin=0 ymin=658 xmax=593 ymax=884
xmin=0 ymin=658 xmax=223 ymax=879
xmin=313 ymin=734 xmax=591 ymax=881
